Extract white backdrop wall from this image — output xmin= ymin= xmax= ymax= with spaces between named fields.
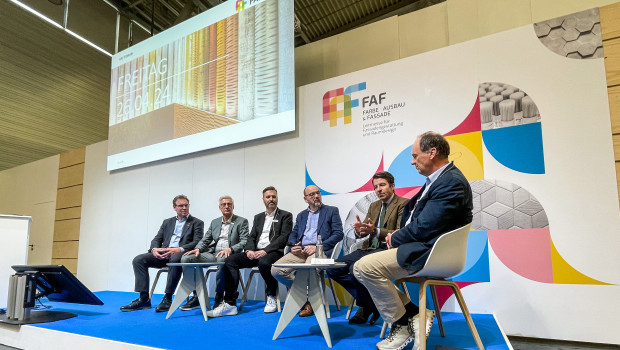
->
xmin=78 ymin=132 xmax=306 ymax=294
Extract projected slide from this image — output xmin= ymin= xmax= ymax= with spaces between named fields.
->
xmin=107 ymin=0 xmax=294 ymax=171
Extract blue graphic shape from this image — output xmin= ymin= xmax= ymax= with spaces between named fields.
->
xmin=345 ymin=82 xmax=366 ymax=109
xmin=387 ymin=144 xmax=425 ymax=188
xmin=305 ymin=166 xmax=335 ymax=195
xmin=482 ymin=123 xmax=545 ymax=174
xmin=451 ymin=230 xmax=490 ymax=282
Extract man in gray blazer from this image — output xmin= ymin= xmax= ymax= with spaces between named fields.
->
xmin=179 ymin=195 xmax=249 ymax=312
xmin=120 ymin=194 xmax=204 ymax=313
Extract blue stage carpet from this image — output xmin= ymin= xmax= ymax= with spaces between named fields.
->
xmin=32 ymin=291 xmax=510 ymax=349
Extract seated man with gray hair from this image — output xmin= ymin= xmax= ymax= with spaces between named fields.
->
xmin=179 ymin=195 xmax=249 ymax=313
xmin=354 ymin=132 xmax=473 ymax=350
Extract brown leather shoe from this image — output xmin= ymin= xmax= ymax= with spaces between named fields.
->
xmin=299 ymin=301 xmax=314 ymax=317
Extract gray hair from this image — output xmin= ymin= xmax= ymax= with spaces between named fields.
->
xmin=219 ymin=195 xmax=234 ymax=204
xmin=418 ymin=131 xmax=450 ymax=159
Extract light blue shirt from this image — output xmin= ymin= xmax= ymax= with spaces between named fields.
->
xmin=301 ymin=206 xmax=321 ymax=246
xmin=169 ymin=215 xmax=188 ymax=251
xmin=419 ymin=162 xmax=452 ymax=199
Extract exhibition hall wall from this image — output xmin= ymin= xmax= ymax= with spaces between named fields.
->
xmin=300 ymin=8 xmax=619 ymax=344
xmin=0 ymin=0 xmax=619 ymax=345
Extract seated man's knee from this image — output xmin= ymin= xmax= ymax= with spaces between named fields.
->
xmin=352 ymin=258 xmax=371 ymax=281
xmin=132 ymin=254 xmax=147 ymax=267
xmin=181 ymin=254 xmax=197 ymax=263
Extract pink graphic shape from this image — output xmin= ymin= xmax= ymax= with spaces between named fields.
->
xmin=488 ymin=228 xmax=553 ymax=283
xmin=352 ymin=155 xmax=385 ymax=193
xmin=445 ymin=94 xmax=481 ymax=136
xmin=394 ymin=186 xmax=421 ymax=199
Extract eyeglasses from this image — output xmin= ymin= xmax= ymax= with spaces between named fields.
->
xmin=305 ymin=191 xmax=321 ymax=197
xmin=220 ymin=203 xmax=233 ymax=207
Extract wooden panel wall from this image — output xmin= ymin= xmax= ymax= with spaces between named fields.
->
xmin=601 ymin=2 xmax=620 ymax=203
xmin=52 ymin=148 xmax=85 ymax=274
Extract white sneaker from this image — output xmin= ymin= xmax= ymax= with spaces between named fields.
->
xmin=376 ymin=322 xmax=414 ymax=350
xmin=264 ymin=296 xmax=278 ymax=313
xmin=411 ymin=309 xmax=435 ymax=349
xmin=206 ymin=303 xmax=238 ymax=317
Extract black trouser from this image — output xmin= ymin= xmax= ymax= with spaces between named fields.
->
xmin=223 ymin=251 xmax=283 ymax=303
xmin=132 ymin=251 xmax=183 ymax=295
xmin=326 ymin=247 xmax=385 ymax=309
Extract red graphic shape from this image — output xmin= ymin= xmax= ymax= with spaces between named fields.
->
xmin=352 ymin=155 xmax=385 ymax=192
xmin=434 ymin=282 xmax=479 ymax=310
xmin=445 ymin=94 xmax=481 ymax=136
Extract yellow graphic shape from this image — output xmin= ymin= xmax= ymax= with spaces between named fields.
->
xmin=445 ymin=131 xmax=484 ymax=181
xmin=329 ymin=94 xmax=352 ymax=127
xmin=551 ymin=239 xmax=609 ymax=285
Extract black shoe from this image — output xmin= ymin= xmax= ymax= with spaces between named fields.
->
xmin=180 ymin=296 xmax=200 ymax=311
xmin=349 ymin=306 xmax=372 ymax=324
xmin=120 ymin=298 xmax=151 ymax=312
xmin=155 ymin=296 xmax=172 ymax=313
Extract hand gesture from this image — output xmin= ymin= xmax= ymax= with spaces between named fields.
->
xmin=183 ymin=248 xmax=200 ymax=257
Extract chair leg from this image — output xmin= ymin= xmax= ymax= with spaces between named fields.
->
xmin=149 ymin=269 xmax=166 ymax=299
xmin=380 ymin=321 xmax=388 ymax=339
xmin=346 ymin=298 xmax=355 ymax=319
xmin=450 ymin=283 xmax=484 ymax=350
xmin=239 ymin=270 xmax=256 ymax=311
xmin=418 ymin=280 xmax=429 ymax=350
xmin=327 ymin=277 xmax=340 ymax=310
xmin=400 ymin=281 xmax=411 ymax=299
xmin=319 ymin=270 xmax=331 ymax=318
xmin=430 ymin=285 xmax=445 ymax=337
xmin=238 ymin=273 xmax=246 ymax=307
xmin=276 ymin=286 xmax=281 ymax=313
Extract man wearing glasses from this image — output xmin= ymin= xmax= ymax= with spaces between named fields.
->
xmin=178 ymin=195 xmax=249 ymax=313
xmin=271 ymin=185 xmax=344 ymax=317
xmin=120 ymin=195 xmax=204 ymax=313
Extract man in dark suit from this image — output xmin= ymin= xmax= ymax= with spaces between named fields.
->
xmin=179 ymin=195 xmax=249 ymax=314
xmin=120 ymin=195 xmax=204 ymax=312
xmin=327 ymin=171 xmax=408 ymax=325
xmin=354 ymin=132 xmax=473 ymax=350
xmin=271 ymin=185 xmax=344 ymax=317
xmin=207 ymin=186 xmax=293 ymax=317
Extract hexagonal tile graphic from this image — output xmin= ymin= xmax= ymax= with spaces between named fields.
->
xmin=471 ymin=179 xmax=549 ymax=230
xmin=534 ymin=8 xmax=602 ymax=59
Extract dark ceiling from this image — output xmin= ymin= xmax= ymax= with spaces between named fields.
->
xmin=0 ymin=0 xmax=443 ymax=171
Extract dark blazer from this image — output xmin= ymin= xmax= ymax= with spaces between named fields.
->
xmin=360 ymin=194 xmax=409 ymax=249
xmin=245 ymin=208 xmax=294 ymax=254
xmin=149 ymin=215 xmax=204 ymax=252
xmin=196 ymin=214 xmax=249 ymax=254
xmin=392 ymin=162 xmax=473 ymax=272
xmin=288 ymin=204 xmax=344 ymax=256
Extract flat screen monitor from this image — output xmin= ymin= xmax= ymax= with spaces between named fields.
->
xmin=11 ymin=265 xmax=103 ymax=306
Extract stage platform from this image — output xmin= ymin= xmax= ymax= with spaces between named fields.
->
xmin=0 ymin=291 xmax=512 ymax=350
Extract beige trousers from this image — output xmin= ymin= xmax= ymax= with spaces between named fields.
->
xmin=271 ymin=252 xmax=315 ymax=289
xmin=353 ymin=248 xmax=412 ymax=324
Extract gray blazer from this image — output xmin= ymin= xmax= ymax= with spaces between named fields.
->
xmin=195 ymin=214 xmax=249 ymax=254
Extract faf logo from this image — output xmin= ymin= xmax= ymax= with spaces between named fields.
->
xmin=322 ymin=82 xmax=366 ymax=127
xmin=236 ymin=0 xmax=245 ymax=12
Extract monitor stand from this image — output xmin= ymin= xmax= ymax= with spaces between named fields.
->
xmin=0 ymin=273 xmax=78 ymax=325
xmin=0 ymin=311 xmax=76 ymax=325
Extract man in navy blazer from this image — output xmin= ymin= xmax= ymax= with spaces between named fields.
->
xmin=354 ymin=132 xmax=473 ymax=350
xmin=271 ymin=185 xmax=344 ymax=317
xmin=121 ymin=195 xmax=204 ymax=313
